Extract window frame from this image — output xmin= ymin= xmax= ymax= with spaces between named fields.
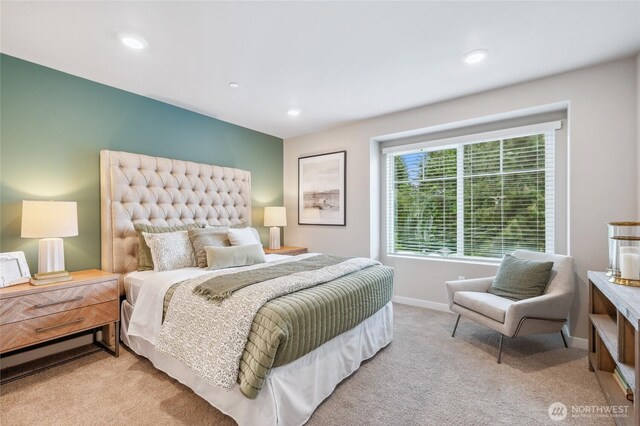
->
xmin=383 ymin=121 xmax=561 ymax=262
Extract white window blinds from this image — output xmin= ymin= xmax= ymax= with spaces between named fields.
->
xmin=384 ymin=121 xmax=559 ymax=260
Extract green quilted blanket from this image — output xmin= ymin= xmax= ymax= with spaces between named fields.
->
xmin=163 ymin=263 xmax=393 ymax=399
xmin=193 ymin=254 xmax=349 ymax=300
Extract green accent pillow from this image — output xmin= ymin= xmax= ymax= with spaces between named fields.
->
xmin=188 ymin=227 xmax=231 ymax=268
xmin=488 ymin=254 xmax=554 ymax=300
xmin=205 ymin=244 xmax=266 ymax=270
xmin=134 ymin=223 xmax=202 ymax=271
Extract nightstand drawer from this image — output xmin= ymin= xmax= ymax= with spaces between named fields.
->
xmin=0 ymin=280 xmax=118 ymax=325
xmin=0 ymin=299 xmax=119 ymax=353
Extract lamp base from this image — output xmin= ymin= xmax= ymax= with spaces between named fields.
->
xmin=269 ymin=227 xmax=281 ymax=250
xmin=38 ymin=238 xmax=66 ymax=274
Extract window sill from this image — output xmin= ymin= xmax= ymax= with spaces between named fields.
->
xmin=384 ymin=252 xmax=501 ymax=267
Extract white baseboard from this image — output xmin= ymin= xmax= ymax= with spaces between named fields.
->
xmin=562 ymin=324 xmax=588 ymax=350
xmin=392 ymin=295 xmax=452 ymax=313
xmin=392 ymin=296 xmax=588 ymax=350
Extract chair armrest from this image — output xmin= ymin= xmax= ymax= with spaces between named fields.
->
xmin=445 ymin=276 xmax=495 ymax=308
xmin=504 ymin=292 xmax=574 ymax=334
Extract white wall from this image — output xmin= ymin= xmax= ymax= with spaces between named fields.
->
xmin=284 ymin=57 xmax=638 ymax=340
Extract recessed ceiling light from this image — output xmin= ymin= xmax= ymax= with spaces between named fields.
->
xmin=118 ymin=33 xmax=148 ymax=50
xmin=287 ymin=108 xmax=301 ymax=117
xmin=463 ymin=49 xmax=488 ymax=64
xmin=228 ymin=82 xmax=240 ymax=88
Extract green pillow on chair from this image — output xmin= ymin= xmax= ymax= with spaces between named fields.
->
xmin=488 ymin=254 xmax=554 ymax=300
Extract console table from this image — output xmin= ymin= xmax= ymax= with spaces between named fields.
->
xmin=588 ymin=271 xmax=640 ymax=426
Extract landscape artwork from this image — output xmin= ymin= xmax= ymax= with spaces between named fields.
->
xmin=298 ymin=151 xmax=346 ymax=226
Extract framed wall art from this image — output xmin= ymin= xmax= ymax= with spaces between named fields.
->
xmin=298 ymin=150 xmax=346 ymax=226
xmin=0 ymin=251 xmax=31 ymax=287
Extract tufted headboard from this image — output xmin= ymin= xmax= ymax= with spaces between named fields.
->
xmin=100 ymin=150 xmax=251 ymax=291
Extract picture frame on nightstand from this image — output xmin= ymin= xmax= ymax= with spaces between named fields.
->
xmin=0 ymin=251 xmax=31 ymax=287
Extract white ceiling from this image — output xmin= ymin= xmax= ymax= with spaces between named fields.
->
xmin=2 ymin=1 xmax=639 ymax=139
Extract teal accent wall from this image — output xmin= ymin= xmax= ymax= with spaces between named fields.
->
xmin=0 ymin=54 xmax=283 ymax=273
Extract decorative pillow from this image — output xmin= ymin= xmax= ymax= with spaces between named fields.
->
xmin=134 ymin=223 xmax=202 ymax=271
xmin=205 ymin=244 xmax=266 ymax=270
xmin=488 ymin=254 xmax=554 ymax=301
xmin=142 ymin=231 xmax=197 ymax=272
xmin=188 ymin=227 xmax=231 ymax=268
xmin=227 ymin=227 xmax=261 ymax=246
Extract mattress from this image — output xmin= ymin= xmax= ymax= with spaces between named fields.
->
xmin=124 ymin=270 xmax=156 ymax=305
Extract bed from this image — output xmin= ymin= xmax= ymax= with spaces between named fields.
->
xmin=99 ymin=150 xmax=393 ymax=426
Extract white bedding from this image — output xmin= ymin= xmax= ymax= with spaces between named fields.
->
xmin=126 ymin=253 xmax=293 ymax=344
xmin=124 ymin=254 xmax=291 ymax=305
xmin=123 ymin=271 xmax=150 ymax=305
xmin=157 ymin=255 xmax=379 ymax=390
xmin=122 ymin=300 xmax=393 ymax=426
xmin=122 ymin=252 xmax=394 ymax=426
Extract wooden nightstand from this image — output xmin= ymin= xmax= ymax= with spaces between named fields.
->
xmin=0 ymin=269 xmax=120 ymax=358
xmin=264 ymin=246 xmax=308 ymax=256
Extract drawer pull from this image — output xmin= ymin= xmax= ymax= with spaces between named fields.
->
xmin=34 ymin=296 xmax=83 ymax=309
xmin=35 ymin=317 xmax=84 ymax=333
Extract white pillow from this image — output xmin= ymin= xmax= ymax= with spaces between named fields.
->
xmin=143 ymin=231 xmax=197 ymax=271
xmin=227 ymin=227 xmax=261 ymax=246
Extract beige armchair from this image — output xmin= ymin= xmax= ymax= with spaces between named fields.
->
xmin=446 ymin=250 xmax=575 ymax=363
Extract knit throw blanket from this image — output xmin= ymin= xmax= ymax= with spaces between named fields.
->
xmin=193 ymin=254 xmax=349 ymax=300
xmin=155 ymin=254 xmax=379 ymax=390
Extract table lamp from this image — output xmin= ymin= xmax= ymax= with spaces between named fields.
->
xmin=264 ymin=207 xmax=287 ymax=250
xmin=21 ymin=200 xmax=78 ymax=274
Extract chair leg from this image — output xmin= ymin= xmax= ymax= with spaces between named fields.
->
xmin=451 ymin=315 xmax=461 ymax=337
xmin=560 ymin=329 xmax=568 ymax=348
xmin=497 ymin=334 xmax=504 ymax=364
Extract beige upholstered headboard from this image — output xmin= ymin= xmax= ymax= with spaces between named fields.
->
xmin=100 ymin=150 xmax=251 ymax=291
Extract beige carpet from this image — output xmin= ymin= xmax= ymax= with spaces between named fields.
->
xmin=1 ymin=304 xmax=610 ymax=425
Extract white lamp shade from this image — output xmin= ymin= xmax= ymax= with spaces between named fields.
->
xmin=21 ymin=200 xmax=78 ymax=238
xmin=264 ymin=207 xmax=287 ymax=227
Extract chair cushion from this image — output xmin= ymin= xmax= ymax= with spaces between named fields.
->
xmin=453 ymin=291 xmax=515 ymax=323
xmin=488 ymin=254 xmax=554 ymax=301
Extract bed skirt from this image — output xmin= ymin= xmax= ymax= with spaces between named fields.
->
xmin=121 ymin=300 xmax=393 ymax=426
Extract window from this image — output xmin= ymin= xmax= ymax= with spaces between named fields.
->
xmin=384 ymin=122 xmax=559 ymax=261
